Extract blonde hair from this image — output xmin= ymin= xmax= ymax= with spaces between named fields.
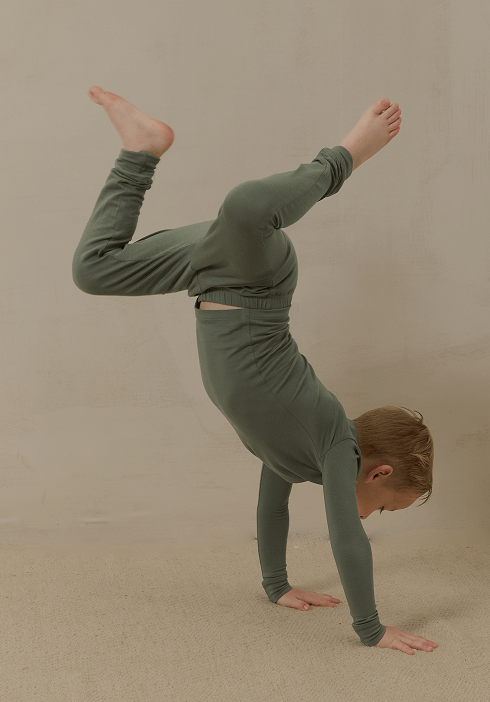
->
xmin=352 ymin=405 xmax=434 ymax=506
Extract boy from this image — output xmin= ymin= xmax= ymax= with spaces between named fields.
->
xmin=72 ymin=87 xmax=437 ymax=655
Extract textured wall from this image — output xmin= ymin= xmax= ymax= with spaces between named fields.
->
xmin=1 ymin=0 xmax=488 ymax=549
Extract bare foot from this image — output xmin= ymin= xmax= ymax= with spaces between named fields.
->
xmin=339 ymin=98 xmax=402 ymax=171
xmin=276 ymin=587 xmax=341 ymax=611
xmin=87 ymin=86 xmax=175 ymax=158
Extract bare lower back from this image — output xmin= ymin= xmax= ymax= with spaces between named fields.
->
xmin=200 ymin=301 xmax=244 ymax=310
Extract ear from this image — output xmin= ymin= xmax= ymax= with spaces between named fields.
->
xmin=370 ymin=464 xmax=393 ymax=480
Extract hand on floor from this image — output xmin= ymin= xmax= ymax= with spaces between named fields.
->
xmin=276 ymin=587 xmax=341 ymax=611
xmin=375 ymin=626 xmax=438 ymax=655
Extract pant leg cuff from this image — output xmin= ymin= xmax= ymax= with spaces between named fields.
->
xmin=113 ymin=149 xmax=161 ymax=187
xmin=117 ymin=148 xmax=161 ymax=173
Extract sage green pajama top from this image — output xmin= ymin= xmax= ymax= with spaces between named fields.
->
xmin=72 ymin=145 xmax=385 ymax=647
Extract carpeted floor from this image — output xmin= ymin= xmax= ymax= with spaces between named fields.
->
xmin=1 ymin=526 xmax=488 ymax=701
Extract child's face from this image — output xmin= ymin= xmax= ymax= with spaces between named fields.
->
xmin=356 ymin=462 xmax=418 ymax=520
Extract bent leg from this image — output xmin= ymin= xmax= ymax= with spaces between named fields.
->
xmin=73 ymin=146 xmax=352 ymax=302
xmin=190 ymin=146 xmax=353 ymax=294
xmin=72 ymin=149 xmax=208 ymax=297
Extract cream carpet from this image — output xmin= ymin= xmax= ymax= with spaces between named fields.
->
xmin=1 ymin=526 xmax=489 ymax=701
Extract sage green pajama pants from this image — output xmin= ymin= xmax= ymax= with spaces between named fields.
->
xmin=72 ymin=144 xmax=353 ymax=604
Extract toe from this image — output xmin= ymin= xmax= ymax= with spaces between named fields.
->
xmin=374 ymin=98 xmax=391 ymax=113
xmin=88 ymin=86 xmax=106 ymax=104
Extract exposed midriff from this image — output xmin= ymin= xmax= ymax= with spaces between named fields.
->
xmin=200 ymin=301 xmax=243 ymax=310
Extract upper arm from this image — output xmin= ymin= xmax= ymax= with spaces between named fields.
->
xmin=320 ymin=440 xmax=364 ymax=546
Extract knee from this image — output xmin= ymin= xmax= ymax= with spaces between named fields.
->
xmin=72 ymin=256 xmax=102 ymax=295
xmin=222 ymin=180 xmax=270 ymax=227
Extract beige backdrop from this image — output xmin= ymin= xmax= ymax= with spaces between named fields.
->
xmin=1 ymin=0 xmax=489 ymax=700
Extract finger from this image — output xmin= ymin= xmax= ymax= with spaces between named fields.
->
xmin=323 ymin=597 xmax=340 ymax=607
xmin=410 ymin=636 xmax=437 ymax=651
xmin=405 ymin=639 xmax=434 ymax=652
xmin=304 ymin=592 xmax=340 ymax=607
xmin=324 ymin=593 xmax=341 ymax=603
xmin=403 ymin=632 xmax=437 ymax=648
xmin=301 ymin=600 xmax=335 ymax=609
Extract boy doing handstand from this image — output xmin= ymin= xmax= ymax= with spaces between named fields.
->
xmin=72 ymin=87 xmax=437 ymax=655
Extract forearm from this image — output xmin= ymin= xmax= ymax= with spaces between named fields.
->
xmin=321 ymin=440 xmax=385 ymax=647
xmin=256 ymin=464 xmax=294 ymax=602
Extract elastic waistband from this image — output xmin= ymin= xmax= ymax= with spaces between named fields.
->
xmin=196 ymin=290 xmax=293 ymax=310
xmin=194 ymin=297 xmax=291 ymax=319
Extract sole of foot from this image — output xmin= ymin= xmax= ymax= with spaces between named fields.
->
xmin=339 ymin=98 xmax=402 ymax=171
xmin=87 ymin=86 xmax=175 ymax=159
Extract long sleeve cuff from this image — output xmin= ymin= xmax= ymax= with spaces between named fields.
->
xmin=263 ymin=580 xmax=292 ymax=603
xmin=352 ymin=616 xmax=386 ymax=647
